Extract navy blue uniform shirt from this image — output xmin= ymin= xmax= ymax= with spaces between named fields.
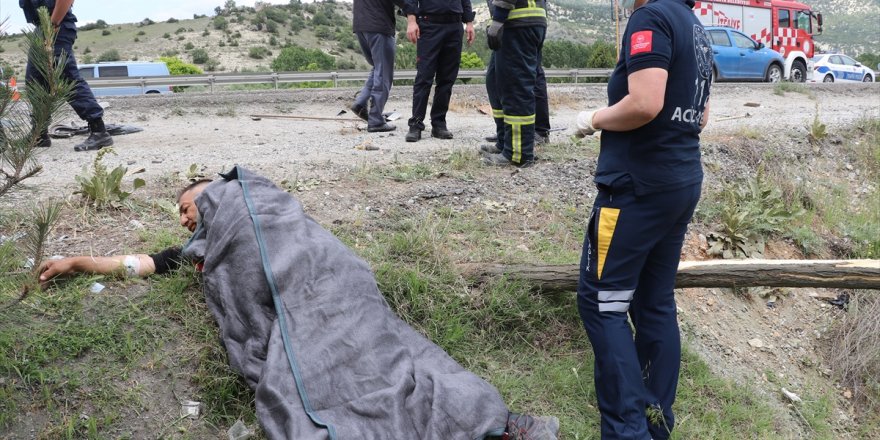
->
xmin=20 ymin=0 xmax=76 ymax=26
xmin=407 ymin=0 xmax=475 ymax=22
xmin=596 ymin=0 xmax=712 ymax=196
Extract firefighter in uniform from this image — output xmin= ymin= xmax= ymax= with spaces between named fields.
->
xmin=20 ymin=0 xmax=113 ymax=151
xmin=403 ymin=0 xmax=476 ymax=142
xmin=573 ymin=0 xmax=713 ymax=437
xmin=480 ymin=0 xmax=546 ymax=167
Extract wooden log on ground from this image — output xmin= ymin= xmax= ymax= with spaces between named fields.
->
xmin=460 ymin=259 xmax=880 ymax=293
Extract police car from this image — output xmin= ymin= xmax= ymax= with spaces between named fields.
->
xmin=810 ymin=53 xmax=875 ymax=83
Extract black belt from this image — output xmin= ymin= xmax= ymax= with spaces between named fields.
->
xmin=417 ymin=14 xmax=462 ymax=23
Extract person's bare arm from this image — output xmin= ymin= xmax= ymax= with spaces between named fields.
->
xmin=50 ymin=0 xmax=75 ymax=27
xmin=39 ymin=254 xmax=156 ymax=284
xmin=592 ymin=67 xmax=668 ymax=132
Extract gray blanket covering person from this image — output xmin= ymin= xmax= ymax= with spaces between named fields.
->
xmin=182 ymin=166 xmax=509 ymax=439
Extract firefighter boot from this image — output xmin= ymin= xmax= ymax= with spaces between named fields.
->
xmin=74 ymin=118 xmax=114 ymax=152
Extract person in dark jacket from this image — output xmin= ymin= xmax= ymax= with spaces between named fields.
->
xmin=402 ymin=0 xmax=476 ymax=142
xmin=480 ymin=0 xmax=547 ymax=168
xmin=19 ymin=0 xmax=113 ymax=151
xmin=350 ymin=0 xmax=410 ymax=133
xmin=572 ymin=0 xmax=712 ymax=438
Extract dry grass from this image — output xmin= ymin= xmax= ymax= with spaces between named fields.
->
xmin=827 ymin=293 xmax=880 ymax=414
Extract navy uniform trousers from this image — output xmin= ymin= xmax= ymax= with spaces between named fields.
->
xmin=577 ymin=179 xmax=701 ymax=440
xmin=407 ymin=18 xmax=463 ymax=132
xmin=26 ymin=24 xmax=104 ymax=122
xmin=485 ymin=25 xmax=544 ymax=165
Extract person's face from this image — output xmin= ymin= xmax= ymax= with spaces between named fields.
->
xmin=178 ymin=189 xmax=201 ymax=232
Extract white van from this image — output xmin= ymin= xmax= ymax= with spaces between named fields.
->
xmin=78 ymin=61 xmax=173 ymax=96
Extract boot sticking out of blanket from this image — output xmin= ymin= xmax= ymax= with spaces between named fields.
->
xmin=502 ymin=412 xmax=560 ymax=440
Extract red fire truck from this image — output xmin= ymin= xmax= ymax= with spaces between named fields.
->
xmin=693 ymin=0 xmax=823 ymax=82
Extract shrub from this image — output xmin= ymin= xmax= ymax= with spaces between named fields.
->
xmin=101 ymin=29 xmax=111 ymax=36
xmin=249 ymin=46 xmax=271 ymax=59
xmin=184 ymin=42 xmax=194 ymax=50
xmin=167 ymin=17 xmax=179 ymax=23
xmin=191 ymin=48 xmax=209 ymax=64
xmin=163 ymin=32 xmax=171 ymax=39
xmin=96 ymin=49 xmax=121 ymax=62
xmin=205 ymin=59 xmax=221 ymax=71
xmin=213 ymin=16 xmax=229 ymax=30
xmin=175 ymin=27 xmax=187 ymax=34
xmin=159 ymin=56 xmax=204 ymax=75
xmin=271 ymin=45 xmax=335 ymax=71
xmin=137 ymin=30 xmax=146 ymax=36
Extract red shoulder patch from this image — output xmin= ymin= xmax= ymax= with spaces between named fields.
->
xmin=630 ymin=30 xmax=653 ymax=55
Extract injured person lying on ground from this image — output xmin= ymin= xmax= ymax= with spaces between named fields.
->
xmin=38 ymin=166 xmax=560 ymax=440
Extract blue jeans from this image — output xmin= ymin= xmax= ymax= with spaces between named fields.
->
xmin=354 ymin=32 xmax=396 ymax=127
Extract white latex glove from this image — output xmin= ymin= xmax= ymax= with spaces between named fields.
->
xmin=575 ymin=110 xmax=600 ymax=138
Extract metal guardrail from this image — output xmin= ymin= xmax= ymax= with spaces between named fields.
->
xmin=67 ymin=68 xmax=612 ymax=93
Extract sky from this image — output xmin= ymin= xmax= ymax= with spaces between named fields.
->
xmin=1 ymin=0 xmax=329 ymax=35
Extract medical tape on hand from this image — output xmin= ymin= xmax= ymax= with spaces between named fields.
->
xmin=123 ymin=255 xmax=140 ymax=277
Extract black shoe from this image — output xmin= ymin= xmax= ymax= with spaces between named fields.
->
xmin=479 ymin=143 xmax=501 ymax=155
xmin=485 ymin=134 xmax=498 ymax=142
xmin=483 ymin=152 xmax=535 ymax=168
xmin=350 ymin=104 xmax=368 ymax=122
xmin=367 ymin=123 xmax=396 ymax=133
xmin=74 ymin=131 xmax=114 ymax=151
xmin=431 ymin=127 xmax=453 ymax=139
xmin=505 ymin=412 xmax=560 ymax=440
xmin=35 ymin=132 xmax=51 ymax=148
xmin=405 ymin=128 xmax=421 ymax=142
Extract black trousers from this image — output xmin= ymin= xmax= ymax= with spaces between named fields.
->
xmin=26 ymin=23 xmax=104 ymax=122
xmin=407 ymin=20 xmax=463 ymax=131
xmin=485 ymin=25 xmax=545 ymax=164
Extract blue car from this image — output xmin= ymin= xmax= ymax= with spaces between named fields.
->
xmin=705 ymin=26 xmax=785 ymax=82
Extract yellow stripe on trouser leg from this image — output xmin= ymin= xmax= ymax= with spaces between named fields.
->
xmin=492 ymin=108 xmax=504 ymax=119
xmin=596 ymin=207 xmax=620 ymax=280
xmin=503 ymin=114 xmax=536 ymax=163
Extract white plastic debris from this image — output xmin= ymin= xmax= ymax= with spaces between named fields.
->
xmin=781 ymin=387 xmax=802 ymax=403
xmin=23 ymin=258 xmax=35 ymax=269
xmin=89 ymin=283 xmax=105 ymax=294
xmin=181 ymin=400 xmax=201 ymax=418
xmin=227 ymin=419 xmax=253 ymax=440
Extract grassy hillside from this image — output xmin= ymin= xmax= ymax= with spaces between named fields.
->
xmin=0 ymin=0 xmax=876 ymax=79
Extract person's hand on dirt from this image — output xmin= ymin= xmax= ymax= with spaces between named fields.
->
xmin=38 ymin=257 xmax=76 ymax=287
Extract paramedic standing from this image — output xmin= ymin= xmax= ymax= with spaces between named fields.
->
xmin=481 ymin=0 xmax=547 ymax=167
xmin=20 ymin=0 xmax=114 ymax=151
xmin=573 ymin=0 xmax=713 ymax=438
xmin=403 ymin=0 xmax=476 ymax=142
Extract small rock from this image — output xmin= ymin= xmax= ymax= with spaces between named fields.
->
xmin=748 ymin=338 xmax=764 ymax=348
xmin=843 ymin=389 xmax=853 ymax=399
xmin=744 ymin=102 xmax=761 ymax=107
xmin=129 ymin=220 xmax=145 ymax=230
xmin=706 ymin=298 xmax=715 ymax=307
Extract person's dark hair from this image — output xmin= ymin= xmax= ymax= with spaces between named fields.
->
xmin=177 ymin=179 xmax=212 ymax=202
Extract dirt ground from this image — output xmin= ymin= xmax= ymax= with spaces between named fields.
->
xmin=3 ymin=81 xmax=879 ymax=438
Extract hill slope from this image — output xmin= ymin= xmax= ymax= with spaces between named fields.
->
xmin=0 ymin=0 xmax=876 ymax=78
